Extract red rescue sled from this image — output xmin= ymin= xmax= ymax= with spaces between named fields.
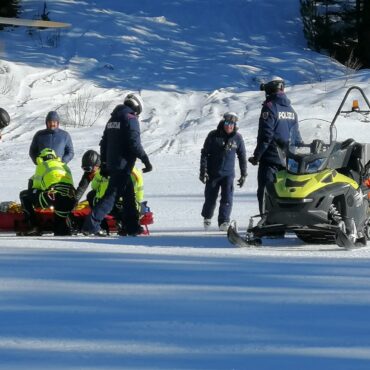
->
xmin=0 ymin=201 xmax=154 ymax=235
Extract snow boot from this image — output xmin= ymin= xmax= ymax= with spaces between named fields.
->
xmin=219 ymin=222 xmax=230 ymax=232
xmin=203 ymin=218 xmax=211 ymax=230
xmin=17 ymin=225 xmax=42 ymax=236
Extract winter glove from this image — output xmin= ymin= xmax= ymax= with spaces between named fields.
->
xmin=199 ymin=172 xmax=209 ymax=184
xmin=142 ymin=157 xmax=153 ymax=173
xmin=237 ymin=175 xmax=247 ymax=188
xmin=248 ymin=156 xmax=258 ymax=166
xmin=99 ymin=163 xmax=109 ymax=178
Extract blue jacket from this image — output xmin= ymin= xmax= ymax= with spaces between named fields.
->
xmin=29 ymin=128 xmax=74 ymax=164
xmin=200 ymin=122 xmax=247 ymax=178
xmin=253 ymin=92 xmax=301 ymax=165
xmin=100 ymin=104 xmax=149 ymax=173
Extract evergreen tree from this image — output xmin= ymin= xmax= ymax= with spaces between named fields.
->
xmin=300 ymin=0 xmax=370 ymax=68
xmin=0 ymin=0 xmax=21 ymax=30
xmin=0 ymin=0 xmax=20 ymax=18
xmin=358 ymin=0 xmax=370 ymax=67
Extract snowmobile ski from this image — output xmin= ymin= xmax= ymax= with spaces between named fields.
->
xmin=227 ymin=221 xmax=262 ymax=248
xmin=335 ymin=229 xmax=367 ymax=250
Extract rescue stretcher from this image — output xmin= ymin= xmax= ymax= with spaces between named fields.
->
xmin=0 ymin=200 xmax=154 ymax=235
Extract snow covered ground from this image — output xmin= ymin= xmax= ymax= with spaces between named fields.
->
xmin=1 ymin=0 xmax=370 ymax=369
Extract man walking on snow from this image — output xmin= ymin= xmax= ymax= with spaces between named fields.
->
xmin=200 ymin=112 xmax=247 ymax=231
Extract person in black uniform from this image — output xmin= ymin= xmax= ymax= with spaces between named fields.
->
xmin=249 ymin=76 xmax=302 ymax=214
xmin=82 ymin=93 xmax=152 ymax=236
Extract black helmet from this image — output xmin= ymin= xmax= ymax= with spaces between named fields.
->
xmin=124 ymin=92 xmax=144 ymax=115
xmin=39 ymin=148 xmax=57 ymax=161
xmin=0 ymin=108 xmax=10 ymax=129
xmin=260 ymin=76 xmax=285 ymax=95
xmin=81 ymin=150 xmax=101 ymax=172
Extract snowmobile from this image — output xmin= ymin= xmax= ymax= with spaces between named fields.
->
xmin=228 ymin=86 xmax=370 ymax=249
xmin=0 ymin=200 xmax=154 ymax=236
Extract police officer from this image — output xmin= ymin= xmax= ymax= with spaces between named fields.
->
xmin=19 ymin=148 xmax=76 ymax=236
xmin=200 ymin=112 xmax=247 ymax=231
xmin=82 ymin=92 xmax=152 ymax=236
xmin=0 ymin=107 xmax=10 ymax=140
xmin=29 ymin=111 xmax=74 ymax=164
xmin=248 ymin=76 xmax=302 ymax=214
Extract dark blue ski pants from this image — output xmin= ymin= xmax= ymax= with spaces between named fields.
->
xmin=201 ymin=175 xmax=234 ymax=226
xmin=257 ymin=162 xmax=283 ymax=214
xmin=82 ymin=169 xmax=139 ymax=234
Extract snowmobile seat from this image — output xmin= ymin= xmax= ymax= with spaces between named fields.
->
xmin=339 ymin=142 xmax=364 ymax=184
xmin=349 ymin=142 xmax=363 ymax=174
xmin=340 ymin=138 xmax=356 ymax=150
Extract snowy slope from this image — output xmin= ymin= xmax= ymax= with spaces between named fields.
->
xmin=1 ymin=0 xmax=370 ymax=369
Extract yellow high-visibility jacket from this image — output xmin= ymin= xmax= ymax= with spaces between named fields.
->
xmin=91 ymin=167 xmax=144 ymax=207
xmin=32 ymin=157 xmax=74 ymax=190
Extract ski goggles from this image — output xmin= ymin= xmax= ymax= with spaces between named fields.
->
xmin=82 ymin=166 xmax=93 ymax=172
xmin=224 ymin=121 xmax=236 ymax=126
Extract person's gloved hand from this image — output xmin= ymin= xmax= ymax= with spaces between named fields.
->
xmin=248 ymin=156 xmax=258 ymax=166
xmin=142 ymin=158 xmax=153 ymax=173
xmin=237 ymin=175 xmax=247 ymax=188
xmin=199 ymin=172 xmax=209 ymax=184
xmin=99 ymin=163 xmax=109 ymax=178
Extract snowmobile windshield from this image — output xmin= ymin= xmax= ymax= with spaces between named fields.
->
xmin=284 ymin=119 xmax=334 ymax=174
xmin=289 ymin=119 xmax=332 ymax=153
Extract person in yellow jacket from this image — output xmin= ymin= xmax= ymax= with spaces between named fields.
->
xmin=75 ymin=150 xmax=144 ymax=234
xmin=91 ymin=166 xmax=144 ymax=209
xmin=19 ymin=148 xmax=76 ymax=236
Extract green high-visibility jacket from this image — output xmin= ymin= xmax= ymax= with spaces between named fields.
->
xmin=32 ymin=157 xmax=74 ymax=190
xmin=91 ymin=167 xmax=144 ymax=206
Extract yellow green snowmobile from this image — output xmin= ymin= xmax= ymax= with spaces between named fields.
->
xmin=228 ymin=86 xmax=370 ymax=249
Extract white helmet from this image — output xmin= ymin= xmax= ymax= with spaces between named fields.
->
xmin=124 ymin=92 xmax=144 ymax=115
xmin=260 ymin=76 xmax=285 ymax=94
xmin=223 ymin=112 xmax=239 ymax=123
